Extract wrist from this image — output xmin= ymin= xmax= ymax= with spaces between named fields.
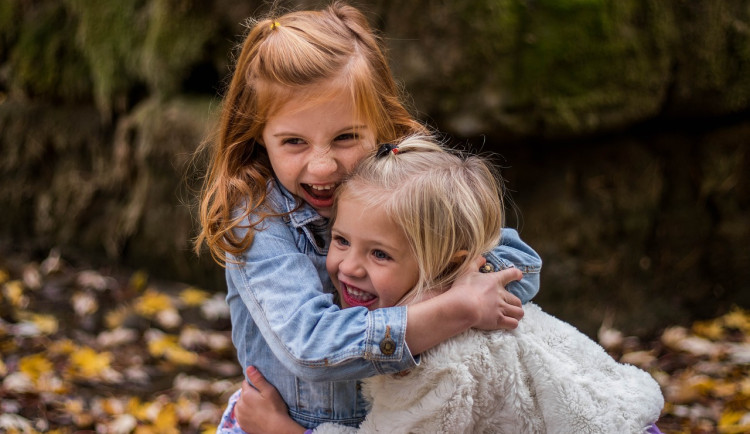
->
xmin=437 ymin=287 xmax=479 ymax=329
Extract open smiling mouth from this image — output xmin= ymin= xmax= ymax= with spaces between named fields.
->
xmin=302 ymin=183 xmax=336 ymax=199
xmin=301 ymin=183 xmax=337 ymax=207
xmin=341 ymin=282 xmax=378 ymax=308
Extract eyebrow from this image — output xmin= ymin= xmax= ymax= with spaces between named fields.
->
xmin=272 ymin=125 xmax=369 ymax=138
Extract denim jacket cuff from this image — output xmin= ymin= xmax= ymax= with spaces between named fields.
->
xmin=365 ymin=306 xmax=418 ymax=372
xmin=484 ymin=251 xmax=541 ymax=305
xmin=484 ymin=250 xmax=541 ymax=275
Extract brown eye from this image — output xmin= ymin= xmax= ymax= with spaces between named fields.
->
xmin=334 ymin=133 xmax=357 ymax=141
xmin=283 ymin=137 xmax=305 ymax=145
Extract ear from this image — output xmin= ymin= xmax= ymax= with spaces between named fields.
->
xmin=449 ymin=250 xmax=469 ymax=264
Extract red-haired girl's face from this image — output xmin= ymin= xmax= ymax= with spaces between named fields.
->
xmin=261 ymin=88 xmax=376 ymax=218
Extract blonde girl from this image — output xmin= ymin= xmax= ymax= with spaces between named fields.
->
xmin=236 ymin=136 xmax=665 ymax=434
xmin=197 ymin=2 xmax=541 ymax=430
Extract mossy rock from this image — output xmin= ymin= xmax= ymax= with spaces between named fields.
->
xmin=381 ymin=0 xmax=676 ymax=137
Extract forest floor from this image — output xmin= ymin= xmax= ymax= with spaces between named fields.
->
xmin=0 ymin=249 xmax=748 ymax=434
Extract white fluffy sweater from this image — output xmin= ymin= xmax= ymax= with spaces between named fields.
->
xmin=316 ymin=303 xmax=663 ymax=434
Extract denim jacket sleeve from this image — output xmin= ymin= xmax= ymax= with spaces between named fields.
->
xmin=485 ymin=228 xmax=542 ymax=304
xmin=226 ymin=214 xmax=417 ymax=382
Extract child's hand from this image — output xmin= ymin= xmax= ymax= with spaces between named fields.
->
xmin=236 ymin=366 xmax=306 ymax=434
xmin=453 ymin=256 xmax=524 ymax=331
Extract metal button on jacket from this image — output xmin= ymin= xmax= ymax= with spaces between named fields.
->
xmin=380 ymin=326 xmax=396 ymax=356
xmin=479 ymin=263 xmax=495 ymax=273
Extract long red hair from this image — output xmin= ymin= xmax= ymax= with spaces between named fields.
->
xmin=195 ymin=2 xmax=427 ymax=264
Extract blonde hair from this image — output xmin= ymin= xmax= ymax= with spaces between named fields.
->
xmin=335 ymin=135 xmax=504 ymax=303
xmin=196 ymin=2 xmax=427 ymax=264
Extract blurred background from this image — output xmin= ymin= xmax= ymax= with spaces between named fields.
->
xmin=3 ymin=0 xmax=746 ymax=336
xmin=1 ymin=0 xmax=749 ymax=431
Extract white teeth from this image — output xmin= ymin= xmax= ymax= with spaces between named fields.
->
xmin=346 ymin=284 xmax=375 ymax=301
xmin=309 ymin=184 xmax=335 ymax=191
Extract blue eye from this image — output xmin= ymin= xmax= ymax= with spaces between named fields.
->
xmin=334 ymin=235 xmax=350 ymax=247
xmin=373 ymin=250 xmax=390 ymax=260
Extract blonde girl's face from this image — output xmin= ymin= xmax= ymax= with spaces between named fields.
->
xmin=326 ymin=192 xmax=420 ymax=310
xmin=261 ymin=88 xmax=377 ymax=218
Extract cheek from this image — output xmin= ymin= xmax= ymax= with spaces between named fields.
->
xmin=325 ymin=253 xmax=339 ymax=278
xmin=344 ymin=146 xmax=375 ymax=172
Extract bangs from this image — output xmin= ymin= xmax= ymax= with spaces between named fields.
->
xmin=345 ymin=54 xmax=394 ymax=142
xmin=254 ymin=61 xmax=387 ymax=141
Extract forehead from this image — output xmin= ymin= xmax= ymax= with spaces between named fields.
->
xmin=267 ymin=88 xmax=355 ymax=126
xmin=261 ymin=74 xmax=350 ymax=116
xmin=334 ymin=192 xmax=406 ymax=240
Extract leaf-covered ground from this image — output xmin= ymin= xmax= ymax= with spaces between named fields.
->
xmin=1 ymin=250 xmax=748 ymax=433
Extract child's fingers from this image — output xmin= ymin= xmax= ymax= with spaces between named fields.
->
xmin=245 ymin=366 xmax=271 ymax=395
xmin=496 ymin=267 xmax=523 ymax=288
xmin=495 ymin=268 xmax=524 ymax=329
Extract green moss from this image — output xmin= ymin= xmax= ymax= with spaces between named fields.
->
xmin=510 ymin=0 xmax=675 ymax=133
xmin=140 ymin=0 xmax=217 ymax=97
xmin=9 ymin=2 xmax=92 ymax=100
xmin=63 ymin=0 xmax=146 ymax=113
xmin=62 ymin=0 xmax=217 ymax=110
xmin=0 ymin=0 xmax=19 ymax=58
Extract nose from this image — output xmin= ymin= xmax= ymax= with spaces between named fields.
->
xmin=338 ymin=251 xmax=366 ymax=278
xmin=308 ymin=149 xmax=337 ymax=177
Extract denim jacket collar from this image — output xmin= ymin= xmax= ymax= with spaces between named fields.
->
xmin=273 ymin=178 xmax=328 ymax=227
xmin=272 ymin=178 xmax=330 ymax=255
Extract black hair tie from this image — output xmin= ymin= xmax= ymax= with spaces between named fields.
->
xmin=376 ymin=143 xmax=399 ymax=158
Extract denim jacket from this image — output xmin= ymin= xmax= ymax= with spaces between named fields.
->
xmin=225 ymin=179 xmax=542 ymax=428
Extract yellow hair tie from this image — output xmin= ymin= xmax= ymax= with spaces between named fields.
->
xmin=270 ymin=21 xmax=280 ymax=30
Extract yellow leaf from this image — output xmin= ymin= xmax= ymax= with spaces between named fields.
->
xmin=31 ymin=313 xmax=59 ymax=335
xmin=201 ymin=425 xmax=218 ymax=434
xmin=130 ymin=270 xmax=149 ymax=292
xmin=128 ymin=397 xmax=150 ymax=421
xmin=48 ymin=339 xmax=78 ymax=356
xmin=719 ymin=409 xmax=743 ymax=426
xmin=135 ymin=290 xmax=173 ymax=318
xmin=2 ymin=280 xmax=27 ymax=308
xmin=18 ymin=353 xmax=52 ymax=382
xmin=147 ymin=333 xmax=198 ymax=365
xmin=153 ymin=402 xmax=179 ymax=434
xmin=0 ymin=358 xmax=6 ymax=376
xmin=165 ymin=346 xmax=198 ymax=366
xmin=722 ymin=307 xmax=750 ymax=333
xmin=692 ymin=319 xmax=725 ymax=340
xmin=739 ymin=377 xmax=750 ymax=397
xmin=70 ymin=346 xmax=112 ymax=378
xmin=689 ymin=375 xmax=716 ymax=396
xmin=147 ymin=333 xmax=176 ymax=358
xmin=105 ymin=305 xmax=133 ymax=329
xmin=180 ymin=287 xmax=209 ymax=307
xmin=0 ymin=268 xmax=9 ymax=284
xmin=63 ymin=398 xmax=85 ymax=416
xmin=175 ymin=395 xmax=198 ymax=422
xmin=713 ymin=380 xmax=739 ymax=398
